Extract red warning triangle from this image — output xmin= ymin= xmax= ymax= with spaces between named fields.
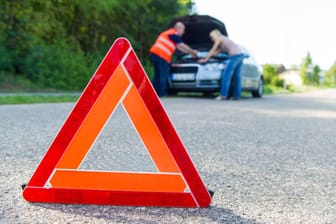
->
xmin=23 ymin=38 xmax=212 ymax=207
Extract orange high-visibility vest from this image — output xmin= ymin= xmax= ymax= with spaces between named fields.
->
xmin=150 ymin=28 xmax=178 ymax=63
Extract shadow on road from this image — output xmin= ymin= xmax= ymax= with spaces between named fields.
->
xmin=32 ymin=203 xmax=260 ymax=223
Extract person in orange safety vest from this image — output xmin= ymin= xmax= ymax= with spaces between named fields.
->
xmin=150 ymin=22 xmax=198 ymax=97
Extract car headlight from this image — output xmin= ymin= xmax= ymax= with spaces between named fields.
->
xmin=205 ymin=63 xmax=225 ymax=71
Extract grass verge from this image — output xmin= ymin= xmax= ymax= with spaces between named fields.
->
xmin=0 ymin=95 xmax=79 ymax=104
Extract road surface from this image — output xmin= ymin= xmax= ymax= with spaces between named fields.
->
xmin=1 ymin=89 xmax=335 ymax=223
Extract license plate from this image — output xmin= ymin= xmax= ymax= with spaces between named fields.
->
xmin=172 ymin=73 xmax=195 ymax=81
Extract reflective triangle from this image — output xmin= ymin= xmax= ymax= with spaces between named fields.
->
xmin=23 ymin=38 xmax=212 ymax=207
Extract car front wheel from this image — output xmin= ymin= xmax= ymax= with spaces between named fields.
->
xmin=251 ymin=78 xmax=263 ymax=98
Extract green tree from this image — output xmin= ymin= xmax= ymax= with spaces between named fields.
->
xmin=324 ymin=61 xmax=336 ymax=87
xmin=0 ymin=0 xmax=191 ymax=90
xmin=312 ymin=65 xmax=320 ymax=86
xmin=263 ymin=64 xmax=278 ymax=85
xmin=299 ymin=52 xmax=313 ymax=85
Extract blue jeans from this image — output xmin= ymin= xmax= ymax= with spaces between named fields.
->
xmin=150 ymin=54 xmax=169 ymax=97
xmin=220 ymin=54 xmax=245 ymax=98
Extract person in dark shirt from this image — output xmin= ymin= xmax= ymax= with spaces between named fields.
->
xmin=150 ymin=22 xmax=197 ymax=97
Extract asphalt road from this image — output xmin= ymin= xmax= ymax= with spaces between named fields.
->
xmin=1 ymin=89 xmax=336 ymax=224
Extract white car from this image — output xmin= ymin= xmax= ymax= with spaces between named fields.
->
xmin=168 ymin=15 xmax=263 ymax=97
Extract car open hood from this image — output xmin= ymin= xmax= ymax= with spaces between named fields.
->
xmin=172 ymin=51 xmax=230 ymax=63
xmin=169 ymin=15 xmax=228 ymax=50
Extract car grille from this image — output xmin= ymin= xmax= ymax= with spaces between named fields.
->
xmin=170 ymin=66 xmax=198 ymax=73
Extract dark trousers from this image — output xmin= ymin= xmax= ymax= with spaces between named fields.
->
xmin=150 ymin=54 xmax=169 ymax=97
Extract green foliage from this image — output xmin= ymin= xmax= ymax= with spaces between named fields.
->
xmin=0 ymin=73 xmax=37 ymax=90
xmin=142 ymin=60 xmax=154 ymax=81
xmin=263 ymin=64 xmax=284 ymax=87
xmin=0 ymin=36 xmax=13 ymax=73
xmin=263 ymin=64 xmax=278 ymax=84
xmin=262 ymin=84 xmax=274 ymax=94
xmin=0 ymin=0 xmax=191 ymax=90
xmin=299 ymin=52 xmax=313 ymax=85
xmin=270 ymin=75 xmax=284 ymax=87
xmin=312 ymin=65 xmax=320 ymax=86
xmin=324 ymin=61 xmax=336 ymax=87
xmin=21 ymin=40 xmax=92 ymax=90
xmin=262 ymin=84 xmax=292 ymax=95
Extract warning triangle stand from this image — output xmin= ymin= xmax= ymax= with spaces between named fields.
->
xmin=22 ymin=38 xmax=212 ymax=207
